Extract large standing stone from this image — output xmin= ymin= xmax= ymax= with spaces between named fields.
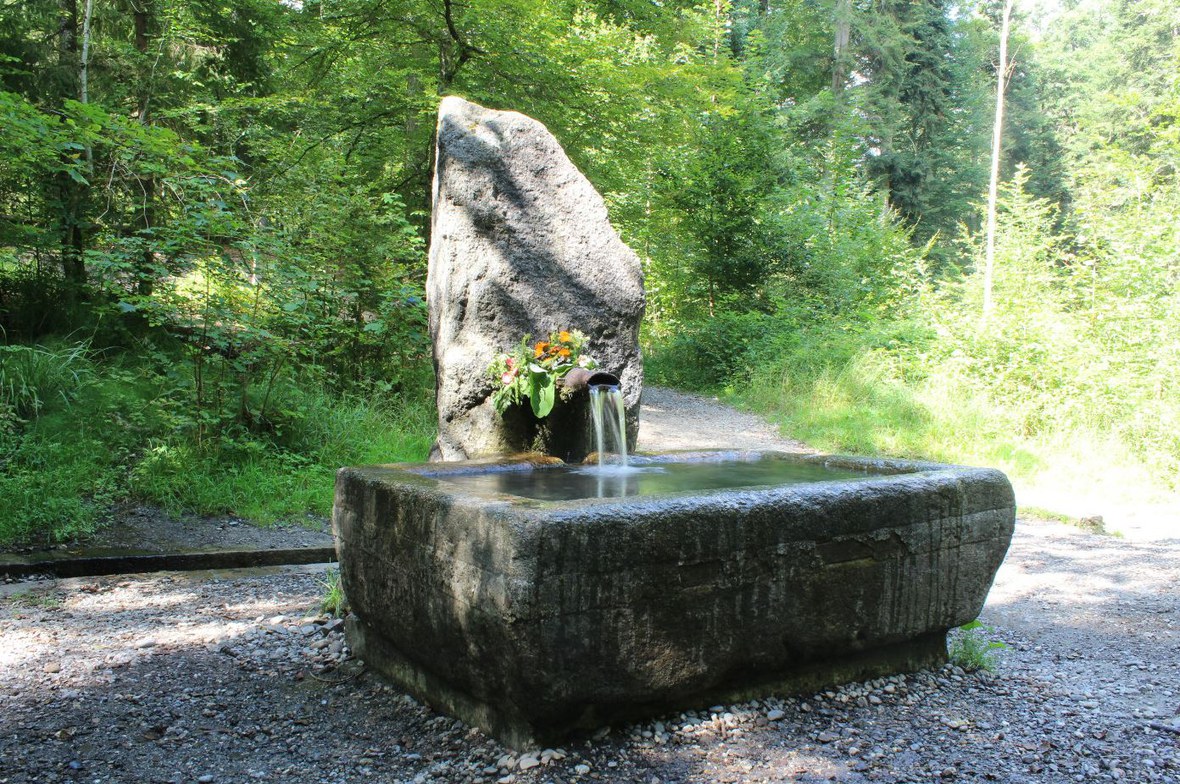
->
xmin=427 ymin=96 xmax=645 ymax=461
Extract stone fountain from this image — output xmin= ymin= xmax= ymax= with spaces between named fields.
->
xmin=332 ymin=97 xmax=1015 ymax=748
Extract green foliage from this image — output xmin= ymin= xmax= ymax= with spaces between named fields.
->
xmin=665 ymin=108 xmax=785 ymax=313
xmin=0 ymin=340 xmax=94 ymax=420
xmin=125 ymin=374 xmax=436 ymax=522
xmin=0 ymin=0 xmax=1176 ymax=543
xmin=1 ymin=0 xmax=713 ymax=545
xmin=0 ymin=371 xmax=134 ymax=545
xmin=0 ymin=265 xmax=89 ymax=340
xmin=645 ymin=312 xmax=776 ymax=390
xmin=725 ymin=159 xmax=1178 ymax=521
xmin=948 ymin=620 xmax=1005 ymax=673
xmin=0 ymin=351 xmax=435 ymax=545
xmin=319 ymin=567 xmax=348 ymax=618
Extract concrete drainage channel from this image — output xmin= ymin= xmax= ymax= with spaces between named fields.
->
xmin=0 ymin=545 xmax=338 ymax=581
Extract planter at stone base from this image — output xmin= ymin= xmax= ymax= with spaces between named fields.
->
xmin=431 ymin=375 xmax=635 ymax=464
xmin=331 ymin=451 xmax=1015 ymax=748
xmin=495 ymin=386 xmax=613 ymax=464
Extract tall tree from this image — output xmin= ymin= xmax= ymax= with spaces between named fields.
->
xmin=983 ymin=0 xmax=1014 ymax=317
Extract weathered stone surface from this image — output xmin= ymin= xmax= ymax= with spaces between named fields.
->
xmin=332 ymin=451 xmax=1016 ymax=748
xmin=427 ymin=96 xmax=645 ymax=461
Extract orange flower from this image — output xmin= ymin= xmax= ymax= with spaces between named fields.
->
xmin=558 ymin=330 xmax=572 ymax=343
xmin=534 ymin=341 xmax=548 ymax=357
xmin=557 ymin=347 xmax=571 ymax=358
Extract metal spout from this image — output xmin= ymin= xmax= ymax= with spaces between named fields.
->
xmin=561 ymin=368 xmax=621 ymax=391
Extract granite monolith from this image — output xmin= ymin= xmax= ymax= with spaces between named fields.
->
xmin=427 ymin=96 xmax=645 ymax=461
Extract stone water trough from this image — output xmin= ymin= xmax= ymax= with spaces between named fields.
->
xmin=332 ymin=450 xmax=1015 ymax=747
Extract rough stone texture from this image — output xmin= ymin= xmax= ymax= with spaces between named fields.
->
xmin=427 ymin=96 xmax=645 ymax=462
xmin=332 ymin=451 xmax=1016 ymax=748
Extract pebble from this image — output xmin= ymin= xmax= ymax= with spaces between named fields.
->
xmin=766 ymin=709 xmax=785 ymax=721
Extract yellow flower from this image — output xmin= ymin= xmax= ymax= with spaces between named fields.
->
xmin=534 ymin=341 xmax=548 ymax=357
xmin=558 ymin=330 xmax=572 ymax=343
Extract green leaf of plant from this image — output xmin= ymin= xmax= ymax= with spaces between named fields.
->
xmin=529 ymin=372 xmax=555 ymax=418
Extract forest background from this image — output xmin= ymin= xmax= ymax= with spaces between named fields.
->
xmin=1 ymin=0 xmax=1176 ymax=544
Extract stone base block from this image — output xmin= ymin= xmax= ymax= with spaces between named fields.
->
xmin=332 ymin=451 xmax=1015 ymax=747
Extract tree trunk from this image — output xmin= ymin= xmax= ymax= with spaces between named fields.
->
xmin=135 ymin=2 xmax=157 ymax=296
xmin=57 ymin=0 xmax=87 ymax=285
xmin=983 ymin=0 xmax=1015 ymax=318
xmin=832 ymin=0 xmax=851 ymax=95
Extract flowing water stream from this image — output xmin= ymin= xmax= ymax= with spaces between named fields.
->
xmin=588 ymin=384 xmax=629 ymax=469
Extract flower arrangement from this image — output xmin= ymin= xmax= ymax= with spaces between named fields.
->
xmin=489 ymin=329 xmax=597 ymax=418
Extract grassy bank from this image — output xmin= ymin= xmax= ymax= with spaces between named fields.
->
xmin=646 ymin=316 xmax=1178 ymax=534
xmin=0 ymin=341 xmax=435 ymax=546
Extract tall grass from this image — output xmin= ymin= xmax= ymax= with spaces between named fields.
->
xmin=0 ymin=352 xmax=437 ymax=546
xmin=0 ymin=341 xmax=110 ymax=544
xmin=660 ymin=172 xmax=1180 ymax=533
xmin=730 ymin=319 xmax=1176 ymax=530
xmin=0 ymin=340 xmax=94 ymax=419
xmin=128 ymin=387 xmax=436 ymax=521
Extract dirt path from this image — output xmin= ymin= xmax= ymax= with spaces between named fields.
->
xmin=2 ymin=388 xmax=1178 ymax=783
xmin=637 ymin=387 xmax=810 ymax=454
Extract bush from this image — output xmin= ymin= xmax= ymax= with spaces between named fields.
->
xmin=0 ymin=411 xmax=123 ymax=545
xmin=645 ymin=312 xmax=776 ymax=390
xmin=0 ymin=266 xmax=84 ymax=341
xmin=125 ymin=374 xmax=436 ymax=523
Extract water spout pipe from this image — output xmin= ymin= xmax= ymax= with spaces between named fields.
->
xmin=561 ymin=368 xmax=621 ymax=392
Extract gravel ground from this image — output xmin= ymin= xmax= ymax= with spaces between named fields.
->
xmin=2 ymin=388 xmax=1178 ymax=784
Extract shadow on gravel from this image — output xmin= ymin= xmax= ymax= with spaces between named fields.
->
xmin=0 ymin=572 xmax=469 ymax=783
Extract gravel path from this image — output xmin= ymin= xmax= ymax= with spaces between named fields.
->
xmin=2 ymin=388 xmax=1178 ymax=784
xmin=637 ymin=387 xmax=810 ymax=454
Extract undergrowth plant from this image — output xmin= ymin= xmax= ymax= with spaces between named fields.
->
xmin=0 ymin=340 xmax=95 ymax=420
xmin=319 ymin=567 xmax=348 ymax=617
xmin=948 ymin=620 xmax=1005 ymax=672
xmin=0 ymin=349 xmax=437 ymax=546
xmin=126 ymin=375 xmax=436 ymax=522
